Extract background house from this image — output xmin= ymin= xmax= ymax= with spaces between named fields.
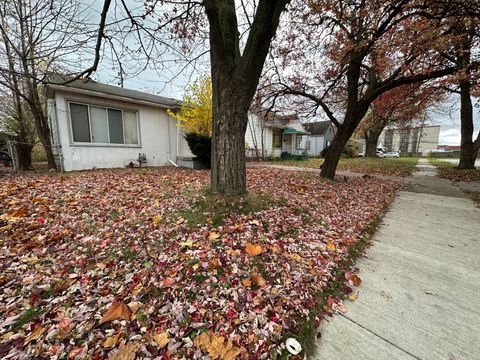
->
xmin=380 ymin=125 xmax=440 ymax=156
xmin=245 ymin=111 xmax=310 ymax=158
xmin=304 ymin=121 xmax=336 ymax=157
xmin=46 ymin=76 xmax=193 ymax=171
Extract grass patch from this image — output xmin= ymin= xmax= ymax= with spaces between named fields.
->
xmin=10 ymin=308 xmax=43 ymax=331
xmin=429 ymin=158 xmax=480 ymax=182
xmin=180 ymin=190 xmax=285 ymax=229
xmin=267 ymin=157 xmax=419 ymax=177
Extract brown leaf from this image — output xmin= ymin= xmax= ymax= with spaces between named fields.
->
xmin=108 ymin=341 xmax=141 ymax=360
xmin=24 ymin=326 xmax=46 ymax=344
xmin=245 ymin=243 xmax=263 ymax=256
xmin=251 ymin=273 xmax=266 ymax=288
xmin=194 ymin=332 xmax=242 ymax=360
xmin=152 ymin=331 xmax=169 ymax=348
xmin=100 ymin=301 xmax=132 ymax=325
xmin=4 ymin=209 xmax=27 ymax=220
xmin=350 ymin=273 xmax=361 ymax=287
xmin=130 ymin=284 xmax=144 ymax=297
xmin=103 ymin=333 xmax=123 ymax=348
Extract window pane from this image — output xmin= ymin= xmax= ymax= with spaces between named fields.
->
xmin=108 ymin=109 xmax=124 ymax=144
xmin=70 ymin=103 xmax=90 ymax=142
xmin=124 ymin=111 xmax=138 ymax=144
xmin=90 ymin=107 xmax=108 ymax=143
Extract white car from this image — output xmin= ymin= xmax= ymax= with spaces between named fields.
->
xmin=383 ymin=151 xmax=400 ymax=158
xmin=358 ymin=150 xmax=385 ymax=157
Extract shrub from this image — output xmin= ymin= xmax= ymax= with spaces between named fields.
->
xmin=185 ymin=133 xmax=211 ymax=168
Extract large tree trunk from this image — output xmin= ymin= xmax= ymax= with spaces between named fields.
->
xmin=320 ymin=128 xmax=352 ymax=178
xmin=16 ymin=142 xmax=33 ymax=170
xmin=458 ymin=79 xmax=477 ymax=169
xmin=211 ymin=99 xmax=248 ymax=195
xmin=321 ymin=103 xmax=368 ymax=179
xmin=365 ymin=129 xmax=382 ymax=157
xmin=205 ymin=0 xmax=288 ymax=195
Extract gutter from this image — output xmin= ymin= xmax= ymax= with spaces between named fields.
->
xmin=47 ymin=84 xmax=180 ymax=110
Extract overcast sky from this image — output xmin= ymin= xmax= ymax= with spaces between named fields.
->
xmin=86 ymin=1 xmax=479 ymax=147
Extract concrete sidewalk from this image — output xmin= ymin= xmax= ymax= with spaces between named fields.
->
xmin=314 ymin=159 xmax=480 ymax=360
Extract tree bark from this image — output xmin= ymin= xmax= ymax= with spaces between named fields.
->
xmin=458 ymin=79 xmax=477 ymax=169
xmin=205 ymin=0 xmax=289 ymax=195
xmin=365 ymin=131 xmax=381 ymax=157
xmin=16 ymin=142 xmax=33 ymax=170
xmin=211 ymin=99 xmax=248 ymax=195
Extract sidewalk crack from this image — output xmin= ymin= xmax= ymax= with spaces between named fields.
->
xmin=339 ymin=314 xmax=422 ymax=360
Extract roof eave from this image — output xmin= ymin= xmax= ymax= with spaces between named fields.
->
xmin=47 ymin=84 xmax=181 ymax=110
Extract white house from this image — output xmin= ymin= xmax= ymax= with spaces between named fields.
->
xmin=245 ymin=111 xmax=310 ymax=158
xmin=304 ymin=121 xmax=337 ymax=157
xmin=46 ymin=76 xmax=193 ymax=171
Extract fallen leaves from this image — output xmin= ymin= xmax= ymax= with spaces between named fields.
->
xmin=103 ymin=333 xmax=123 ymax=348
xmin=242 ymin=272 xmax=266 ymax=288
xmin=108 ymin=341 xmax=141 ymax=360
xmin=24 ymin=326 xmax=46 ymax=344
xmin=0 ymin=167 xmax=399 ymax=359
xmin=151 ymin=331 xmax=169 ymax=348
xmin=245 ymin=242 xmax=263 ymax=256
xmin=100 ymin=301 xmax=133 ymax=325
xmin=194 ymin=332 xmax=242 ymax=360
xmin=208 ymin=231 xmax=220 ymax=241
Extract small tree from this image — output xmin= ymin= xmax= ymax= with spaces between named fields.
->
xmin=169 ymin=75 xmax=212 ymax=137
xmin=358 ymin=83 xmax=443 ymax=157
xmin=169 ymin=75 xmax=213 ymax=167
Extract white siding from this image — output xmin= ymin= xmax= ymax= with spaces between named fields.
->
xmin=308 ymin=136 xmax=325 ymax=157
xmin=52 ymin=91 xmax=191 ymax=171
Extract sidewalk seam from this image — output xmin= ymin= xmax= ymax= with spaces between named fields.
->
xmin=339 ymin=313 xmax=423 ymax=360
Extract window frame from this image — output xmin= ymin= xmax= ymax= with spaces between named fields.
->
xmin=67 ymin=100 xmax=141 ymax=147
xmin=272 ymin=129 xmax=282 ymax=149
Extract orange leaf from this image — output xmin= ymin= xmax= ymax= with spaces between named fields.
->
xmin=326 ymin=241 xmax=336 ymax=252
xmin=161 ymin=277 xmax=175 ymax=288
xmin=350 ymin=273 xmax=361 ymax=287
xmin=99 ymin=301 xmax=132 ymax=324
xmin=4 ymin=209 xmax=26 ymax=220
xmin=208 ymin=232 xmax=220 ymax=241
xmin=242 ymin=278 xmax=252 ymax=287
xmin=245 ymin=243 xmax=263 ymax=256
xmin=251 ymin=273 xmax=266 ymax=288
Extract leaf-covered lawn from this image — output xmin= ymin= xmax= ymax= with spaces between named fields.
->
xmin=267 ymin=157 xmax=418 ymax=177
xmin=428 ymin=158 xmax=480 ymax=183
xmin=0 ymin=168 xmax=399 ymax=359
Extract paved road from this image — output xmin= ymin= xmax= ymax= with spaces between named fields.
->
xmin=314 ymin=159 xmax=480 ymax=360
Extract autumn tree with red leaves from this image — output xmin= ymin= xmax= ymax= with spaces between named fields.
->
xmin=263 ymin=0 xmax=471 ymax=179
xmin=358 ymin=83 xmax=444 ymax=157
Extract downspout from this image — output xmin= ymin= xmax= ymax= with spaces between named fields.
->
xmin=52 ymin=96 xmax=64 ymax=172
xmin=167 ymin=113 xmax=178 ymax=167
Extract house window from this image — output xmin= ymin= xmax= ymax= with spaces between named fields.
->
xmin=295 ymin=136 xmax=302 ymax=148
xmin=272 ymin=129 xmax=282 ymax=148
xmin=69 ymin=102 xmax=139 ymax=145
